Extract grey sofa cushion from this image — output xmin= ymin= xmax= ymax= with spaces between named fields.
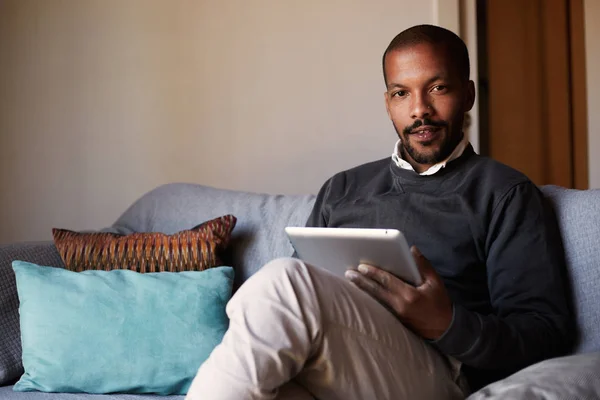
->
xmin=0 ymin=383 xmax=312 ymax=399
xmin=0 ymin=386 xmax=182 ymax=399
xmin=468 ymin=352 xmax=600 ymax=399
xmin=108 ymin=183 xmax=316 ymax=288
xmin=0 ymin=243 xmax=64 ymax=386
xmin=541 ymin=186 xmax=600 ymax=353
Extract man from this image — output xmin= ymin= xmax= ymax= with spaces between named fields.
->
xmin=187 ymin=24 xmax=572 ymax=399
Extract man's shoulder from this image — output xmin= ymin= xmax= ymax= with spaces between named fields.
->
xmin=316 ymin=157 xmax=391 ymax=198
xmin=464 ymin=153 xmax=539 ymax=205
xmin=336 ymin=157 xmax=391 ymax=178
xmin=468 ymin=153 xmax=533 ymax=188
xmin=324 ymin=157 xmax=390 ymax=186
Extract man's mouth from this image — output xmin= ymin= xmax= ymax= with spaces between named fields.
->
xmin=410 ymin=125 xmax=441 ymax=141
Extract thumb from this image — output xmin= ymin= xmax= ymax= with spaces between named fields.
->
xmin=410 ymin=246 xmax=436 ymax=281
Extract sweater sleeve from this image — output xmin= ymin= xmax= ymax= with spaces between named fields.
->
xmin=305 ymin=177 xmax=334 ymax=228
xmin=431 ymin=182 xmax=573 ymax=371
xmin=290 ymin=178 xmax=334 ymax=258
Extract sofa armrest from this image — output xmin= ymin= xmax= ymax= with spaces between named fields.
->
xmin=0 ymin=241 xmax=65 ymax=385
xmin=0 ymin=241 xmax=64 ymax=269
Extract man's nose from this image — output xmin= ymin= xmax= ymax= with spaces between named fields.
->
xmin=410 ymin=94 xmax=432 ymax=119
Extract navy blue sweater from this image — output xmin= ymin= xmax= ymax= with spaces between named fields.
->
xmin=305 ymin=145 xmax=573 ymax=390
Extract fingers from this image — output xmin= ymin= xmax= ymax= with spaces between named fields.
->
xmin=345 ymin=269 xmax=383 ymax=295
xmin=357 ymin=264 xmax=391 ymax=287
xmin=357 ymin=264 xmax=413 ymax=292
xmin=345 ymin=266 xmax=416 ymax=318
xmin=344 ymin=267 xmax=395 ymax=304
xmin=345 ymin=264 xmax=412 ymax=302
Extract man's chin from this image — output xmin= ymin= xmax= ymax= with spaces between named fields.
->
xmin=415 ymin=139 xmax=437 ymax=147
xmin=412 ymin=154 xmax=441 ymax=165
xmin=404 ymin=144 xmax=443 ymax=165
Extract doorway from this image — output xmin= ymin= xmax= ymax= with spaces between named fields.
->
xmin=476 ymin=0 xmax=588 ymax=189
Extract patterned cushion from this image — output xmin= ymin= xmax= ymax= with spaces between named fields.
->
xmin=52 ymin=215 xmax=236 ymax=273
xmin=106 ymin=183 xmax=316 ymax=288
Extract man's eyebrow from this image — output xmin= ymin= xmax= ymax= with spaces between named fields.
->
xmin=386 ymin=75 xmax=447 ymax=90
xmin=386 ymin=83 xmax=406 ymax=90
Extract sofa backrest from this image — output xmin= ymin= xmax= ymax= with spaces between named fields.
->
xmin=108 ymin=183 xmax=316 ymax=288
xmin=110 ymin=182 xmax=600 ymax=354
xmin=540 ymin=185 xmax=600 ymax=354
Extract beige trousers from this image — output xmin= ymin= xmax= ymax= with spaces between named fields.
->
xmin=186 ymin=258 xmax=466 ymax=400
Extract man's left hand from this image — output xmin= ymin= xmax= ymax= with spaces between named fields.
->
xmin=345 ymin=246 xmax=453 ymax=340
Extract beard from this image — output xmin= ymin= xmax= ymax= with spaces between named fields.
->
xmin=394 ymin=118 xmax=461 ymax=165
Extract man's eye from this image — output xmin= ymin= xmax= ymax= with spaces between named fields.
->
xmin=393 ymin=90 xmax=407 ymax=97
xmin=432 ymin=85 xmax=447 ymax=92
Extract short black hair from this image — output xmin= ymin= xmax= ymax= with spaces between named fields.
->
xmin=382 ymin=24 xmax=470 ymax=86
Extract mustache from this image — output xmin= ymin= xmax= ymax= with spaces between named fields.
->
xmin=402 ymin=118 xmax=448 ymax=135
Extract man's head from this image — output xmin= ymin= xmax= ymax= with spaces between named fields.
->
xmin=383 ymin=25 xmax=475 ymax=173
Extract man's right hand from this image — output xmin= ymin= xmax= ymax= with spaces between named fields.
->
xmin=345 ymin=246 xmax=454 ymax=340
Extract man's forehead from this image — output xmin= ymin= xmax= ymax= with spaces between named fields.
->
xmin=384 ymin=43 xmax=457 ymax=82
xmin=385 ymin=42 xmax=451 ymax=65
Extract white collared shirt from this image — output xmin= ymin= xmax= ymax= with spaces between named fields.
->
xmin=391 ymin=134 xmax=469 ymax=176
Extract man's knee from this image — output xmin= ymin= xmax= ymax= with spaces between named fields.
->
xmin=259 ymin=257 xmax=312 ymax=280
xmin=227 ymin=257 xmax=320 ymax=316
xmin=233 ymin=257 xmax=317 ymax=301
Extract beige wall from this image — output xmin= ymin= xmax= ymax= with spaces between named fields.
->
xmin=585 ymin=0 xmax=600 ymax=188
xmin=1 ymin=0 xmax=598 ymax=243
xmin=0 ymin=0 xmax=439 ymax=243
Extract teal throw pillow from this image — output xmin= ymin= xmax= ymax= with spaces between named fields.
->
xmin=12 ymin=261 xmax=233 ymax=395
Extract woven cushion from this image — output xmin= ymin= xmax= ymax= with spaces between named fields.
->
xmin=52 ymin=215 xmax=236 ymax=273
xmin=106 ymin=183 xmax=316 ymax=288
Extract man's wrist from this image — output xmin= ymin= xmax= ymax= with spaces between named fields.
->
xmin=427 ymin=304 xmax=455 ymax=341
xmin=429 ymin=304 xmax=483 ymax=361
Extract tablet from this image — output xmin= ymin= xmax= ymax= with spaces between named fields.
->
xmin=285 ymin=227 xmax=422 ymax=286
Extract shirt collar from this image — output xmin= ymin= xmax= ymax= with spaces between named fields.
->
xmin=391 ymin=134 xmax=469 ymax=176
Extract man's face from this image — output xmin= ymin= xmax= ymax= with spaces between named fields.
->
xmin=384 ymin=43 xmax=475 ymax=171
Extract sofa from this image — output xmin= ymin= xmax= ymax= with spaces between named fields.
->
xmin=1 ymin=182 xmax=599 ymax=399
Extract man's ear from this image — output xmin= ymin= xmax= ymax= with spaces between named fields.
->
xmin=465 ymin=80 xmax=476 ymax=111
xmin=384 ymin=91 xmax=392 ymax=119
